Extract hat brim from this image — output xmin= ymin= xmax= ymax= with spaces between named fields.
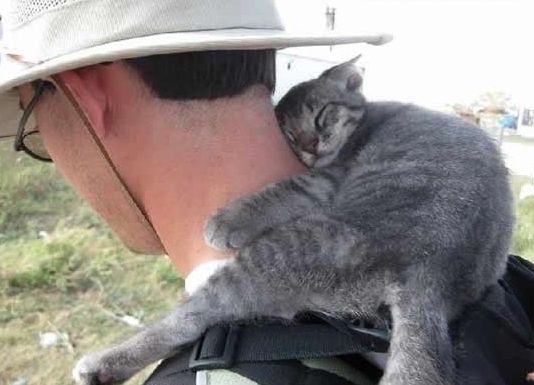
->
xmin=0 ymin=28 xmax=392 ymax=138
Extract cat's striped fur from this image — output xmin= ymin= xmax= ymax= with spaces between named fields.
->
xmin=73 ymin=58 xmax=514 ymax=385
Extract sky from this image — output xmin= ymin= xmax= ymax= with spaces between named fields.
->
xmin=275 ymin=0 xmax=534 ymax=109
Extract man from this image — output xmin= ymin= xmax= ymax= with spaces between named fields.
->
xmin=0 ymin=0 xmax=392 ymax=275
xmin=1 ymin=1 xmax=395 ymax=383
xmin=1 ymin=1 xmax=534 ymax=385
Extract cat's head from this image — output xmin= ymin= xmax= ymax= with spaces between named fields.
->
xmin=276 ymin=56 xmax=366 ymax=168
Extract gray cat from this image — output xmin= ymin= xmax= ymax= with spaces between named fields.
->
xmin=73 ymin=57 xmax=514 ymax=385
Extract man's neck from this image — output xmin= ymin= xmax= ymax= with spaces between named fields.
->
xmin=138 ymin=86 xmax=306 ymax=276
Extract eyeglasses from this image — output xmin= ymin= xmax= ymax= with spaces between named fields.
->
xmin=14 ymin=80 xmax=53 ymax=162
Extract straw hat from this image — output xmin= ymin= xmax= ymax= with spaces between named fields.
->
xmin=0 ymin=0 xmax=391 ymax=138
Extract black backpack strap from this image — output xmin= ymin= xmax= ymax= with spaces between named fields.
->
xmin=189 ymin=315 xmax=390 ymax=371
xmin=144 ymin=316 xmax=388 ymax=385
xmin=145 ymin=348 xmax=374 ymax=385
xmin=229 ymin=359 xmax=369 ymax=385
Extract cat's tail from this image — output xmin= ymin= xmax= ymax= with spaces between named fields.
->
xmin=379 ymin=287 xmax=455 ymax=385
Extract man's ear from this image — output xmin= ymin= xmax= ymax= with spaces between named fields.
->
xmin=56 ymin=66 xmax=110 ymax=139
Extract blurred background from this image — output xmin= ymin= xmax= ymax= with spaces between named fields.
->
xmin=1 ymin=1 xmax=533 ymax=384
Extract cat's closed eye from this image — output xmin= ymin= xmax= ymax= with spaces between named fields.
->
xmin=324 ymin=110 xmax=339 ymax=126
xmin=316 ymin=103 xmax=340 ymax=132
xmin=286 ymin=131 xmax=297 ymax=143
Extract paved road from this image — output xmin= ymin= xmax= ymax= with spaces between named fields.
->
xmin=501 ymin=139 xmax=534 ymax=177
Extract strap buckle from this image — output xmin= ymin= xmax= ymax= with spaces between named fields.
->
xmin=189 ymin=325 xmax=241 ymax=371
xmin=348 ymin=320 xmax=391 ymax=345
xmin=303 ymin=311 xmax=391 ymax=351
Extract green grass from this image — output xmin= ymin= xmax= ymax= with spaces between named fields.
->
xmin=1 ymin=139 xmax=533 ymax=385
xmin=0 ymin=142 xmax=183 ymax=385
xmin=510 ymin=175 xmax=534 ymax=260
xmin=513 ymin=197 xmax=534 ymax=258
xmin=512 ymin=176 xmax=534 ymax=262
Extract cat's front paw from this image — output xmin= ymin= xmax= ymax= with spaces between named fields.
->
xmin=73 ymin=354 xmax=110 ymax=385
xmin=204 ymin=203 xmax=266 ymax=251
xmin=73 ymin=352 xmax=137 ymax=385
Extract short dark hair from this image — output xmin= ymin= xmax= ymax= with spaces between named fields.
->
xmin=125 ymin=50 xmax=276 ymax=101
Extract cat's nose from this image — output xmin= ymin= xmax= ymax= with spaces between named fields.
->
xmin=303 ymin=138 xmax=319 ymax=154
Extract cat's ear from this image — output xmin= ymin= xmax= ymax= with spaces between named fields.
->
xmin=320 ymin=55 xmax=363 ymax=92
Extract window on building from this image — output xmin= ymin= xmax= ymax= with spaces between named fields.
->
xmin=522 ymin=109 xmax=534 ymax=127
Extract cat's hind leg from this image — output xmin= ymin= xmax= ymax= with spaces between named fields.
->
xmin=380 ymin=289 xmax=455 ymax=385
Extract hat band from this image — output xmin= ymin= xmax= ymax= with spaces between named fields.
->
xmin=2 ymin=0 xmax=283 ymax=64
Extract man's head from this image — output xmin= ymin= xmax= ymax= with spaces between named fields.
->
xmin=2 ymin=0 xmax=390 ymax=272
xmin=17 ymin=50 xmax=277 ymax=254
xmin=0 ymin=0 xmax=389 ymax=141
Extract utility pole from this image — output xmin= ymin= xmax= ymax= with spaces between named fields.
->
xmin=326 ymin=6 xmax=336 ymax=52
xmin=326 ymin=6 xmax=336 ymax=31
